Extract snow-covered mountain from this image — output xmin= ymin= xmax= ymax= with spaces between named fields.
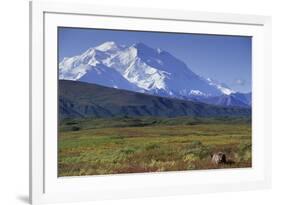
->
xmin=205 ymin=78 xmax=235 ymax=95
xmin=199 ymin=92 xmax=251 ymax=108
xmin=59 ymin=41 xmax=236 ymax=100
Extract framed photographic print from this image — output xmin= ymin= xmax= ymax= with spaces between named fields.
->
xmin=30 ymin=1 xmax=272 ymax=204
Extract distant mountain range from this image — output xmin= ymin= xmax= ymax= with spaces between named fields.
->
xmin=59 ymin=41 xmax=251 ymax=108
xmin=188 ymin=92 xmax=251 ymax=108
xmin=59 ymin=80 xmax=251 ymax=119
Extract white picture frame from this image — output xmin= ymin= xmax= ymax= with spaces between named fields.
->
xmin=30 ymin=1 xmax=272 ymax=204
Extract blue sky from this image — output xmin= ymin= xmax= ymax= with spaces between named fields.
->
xmin=58 ymin=27 xmax=252 ymax=93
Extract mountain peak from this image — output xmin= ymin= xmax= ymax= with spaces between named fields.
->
xmin=95 ymin=41 xmax=119 ymax=52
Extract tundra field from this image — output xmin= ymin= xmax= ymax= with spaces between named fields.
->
xmin=58 ymin=116 xmax=251 ymax=176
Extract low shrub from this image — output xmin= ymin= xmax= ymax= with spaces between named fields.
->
xmin=183 ymin=153 xmax=198 ymax=163
xmin=182 ymin=140 xmax=211 ymax=159
xmin=237 ymin=141 xmax=252 ymax=161
xmin=148 ymin=159 xmax=176 ymax=171
xmin=71 ymin=126 xmax=81 ymax=131
xmin=119 ymin=147 xmax=137 ymax=155
xmin=145 ymin=143 xmax=160 ymax=150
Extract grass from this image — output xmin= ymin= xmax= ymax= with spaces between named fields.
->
xmin=58 ymin=116 xmax=251 ymax=176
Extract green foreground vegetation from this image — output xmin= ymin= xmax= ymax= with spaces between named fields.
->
xmin=58 ymin=116 xmax=252 ymax=176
